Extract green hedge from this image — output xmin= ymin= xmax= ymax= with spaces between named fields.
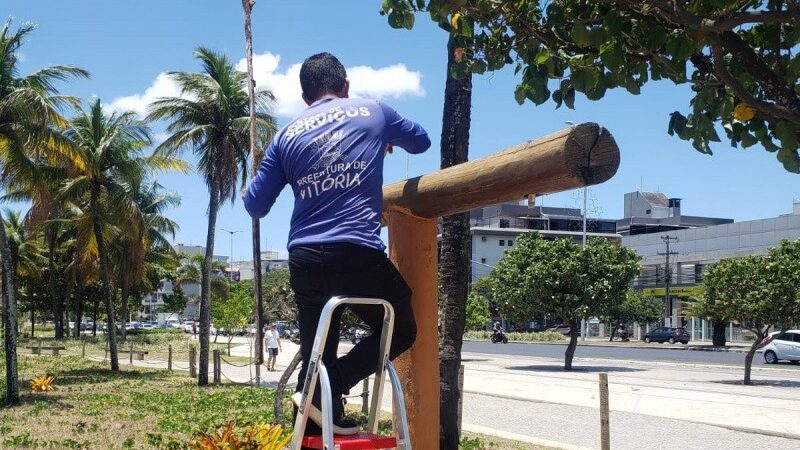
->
xmin=464 ymin=330 xmax=566 ymax=342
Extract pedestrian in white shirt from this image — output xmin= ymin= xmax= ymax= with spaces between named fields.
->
xmin=265 ymin=324 xmax=282 ymax=371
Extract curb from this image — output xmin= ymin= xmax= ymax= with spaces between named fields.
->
xmin=465 ymin=338 xmax=750 ymax=353
xmin=710 ymin=423 xmax=800 ymax=441
xmin=462 ymin=423 xmax=592 ymax=450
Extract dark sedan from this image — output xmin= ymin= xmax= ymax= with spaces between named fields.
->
xmin=643 ymin=327 xmax=690 ymax=344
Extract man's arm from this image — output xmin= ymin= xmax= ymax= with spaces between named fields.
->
xmin=244 ymin=140 xmax=287 ymax=218
xmin=380 ymin=102 xmax=431 ymax=155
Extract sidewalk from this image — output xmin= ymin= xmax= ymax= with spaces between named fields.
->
xmin=466 ymin=338 xmax=752 ymax=352
xmin=106 ymin=340 xmax=800 ymax=449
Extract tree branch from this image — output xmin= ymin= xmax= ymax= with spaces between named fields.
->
xmin=711 ymin=42 xmax=800 ymax=125
xmin=703 ymin=9 xmax=800 ymax=32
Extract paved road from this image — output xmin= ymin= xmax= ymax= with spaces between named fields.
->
xmin=462 ymin=341 xmax=800 ymax=368
xmin=462 ymin=392 xmax=800 ymax=450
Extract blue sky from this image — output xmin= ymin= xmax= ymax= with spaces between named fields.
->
xmin=4 ymin=1 xmax=798 ymax=261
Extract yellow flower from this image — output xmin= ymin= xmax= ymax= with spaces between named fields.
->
xmin=30 ymin=375 xmax=55 ymax=393
xmin=190 ymin=423 xmax=291 ymax=450
xmin=733 ymin=103 xmax=756 ymax=122
xmin=451 ymin=12 xmax=461 ymax=29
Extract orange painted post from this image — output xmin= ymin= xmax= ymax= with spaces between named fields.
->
xmin=385 ymin=211 xmax=439 ymax=450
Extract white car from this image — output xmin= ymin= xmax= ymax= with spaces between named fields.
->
xmin=760 ymin=330 xmax=800 ymax=364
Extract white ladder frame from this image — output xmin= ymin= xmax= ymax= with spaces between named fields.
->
xmin=289 ymin=296 xmax=412 ymax=450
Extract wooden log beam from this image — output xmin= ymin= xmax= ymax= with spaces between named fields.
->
xmin=383 ymin=122 xmax=619 ymax=219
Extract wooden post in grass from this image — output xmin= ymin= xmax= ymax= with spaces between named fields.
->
xmin=213 ymin=350 xmax=220 ymax=384
xmin=189 ymin=345 xmax=197 ymax=378
xmin=168 ymin=345 xmax=173 ymax=371
xmin=129 ymin=343 xmax=134 ymax=364
xmin=381 ymin=123 xmax=620 ymax=449
xmin=361 ymin=378 xmax=369 ymax=415
xmin=599 ymin=372 xmax=610 ymax=450
xmin=81 ymin=337 xmax=86 ymax=358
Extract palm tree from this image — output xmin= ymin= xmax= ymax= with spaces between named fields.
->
xmin=116 ymin=180 xmax=180 ymax=336
xmin=175 ymin=253 xmax=229 ymax=315
xmin=148 ymin=47 xmax=275 ymax=385
xmin=61 ymin=98 xmax=155 ymax=371
xmin=241 ymin=0 xmax=266 ymax=377
xmin=0 ymin=19 xmax=88 ymax=405
xmin=2 ymin=209 xmax=46 ymax=336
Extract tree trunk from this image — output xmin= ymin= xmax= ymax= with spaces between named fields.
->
xmin=0 ymin=216 xmax=20 ymax=405
xmin=274 ymin=350 xmax=302 ymax=426
xmin=61 ymin=290 xmax=69 ymax=339
xmin=564 ymin=319 xmax=580 ymax=370
xmin=712 ymin=319 xmax=727 ymax=346
xmin=438 ymin=34 xmax=473 ymax=450
xmin=744 ymin=338 xmax=758 ymax=385
xmin=47 ymin=232 xmax=62 ymax=339
xmin=609 ymin=321 xmax=618 ymax=342
xmin=119 ymin=276 xmax=129 ymax=341
xmin=241 ymin=0 xmax=265 ymax=368
xmin=92 ymin=189 xmax=119 ymax=371
xmin=29 ymin=283 xmax=34 ymax=337
xmin=92 ymin=297 xmax=98 ymax=337
xmin=199 ymin=186 xmax=220 ymax=386
xmin=74 ymin=274 xmax=83 ymax=339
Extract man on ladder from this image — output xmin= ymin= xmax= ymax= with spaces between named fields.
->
xmin=244 ymin=52 xmax=430 ymax=437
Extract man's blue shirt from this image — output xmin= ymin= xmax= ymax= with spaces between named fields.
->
xmin=244 ymin=97 xmax=430 ymax=250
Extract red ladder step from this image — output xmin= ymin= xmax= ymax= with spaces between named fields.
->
xmin=301 ymin=433 xmax=397 ymax=449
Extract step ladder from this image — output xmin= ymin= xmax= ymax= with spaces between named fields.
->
xmin=289 ymin=296 xmax=411 ymax=450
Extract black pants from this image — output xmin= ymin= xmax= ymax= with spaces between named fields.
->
xmin=289 ymin=243 xmax=417 ymax=398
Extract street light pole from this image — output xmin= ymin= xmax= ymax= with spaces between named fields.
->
xmin=221 ymin=229 xmax=242 ymax=281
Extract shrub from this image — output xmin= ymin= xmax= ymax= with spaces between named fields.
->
xmin=190 ymin=423 xmax=291 ymax=450
xmin=463 ymin=330 xmax=565 ymax=342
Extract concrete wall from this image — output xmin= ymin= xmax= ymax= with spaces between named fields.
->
xmin=624 ymin=214 xmax=800 ymax=267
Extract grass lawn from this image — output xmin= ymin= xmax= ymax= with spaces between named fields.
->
xmin=1 ymin=354 xmax=545 ymax=449
xmin=1 ymin=355 xmax=284 ymax=449
xmin=15 ymin=331 xmax=253 ymax=365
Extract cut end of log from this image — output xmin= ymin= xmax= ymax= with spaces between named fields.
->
xmin=564 ymin=123 xmax=621 ymax=186
xmin=383 ymin=123 xmax=621 ymax=219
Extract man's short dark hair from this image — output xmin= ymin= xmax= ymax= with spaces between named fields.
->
xmin=300 ymin=52 xmax=347 ymax=102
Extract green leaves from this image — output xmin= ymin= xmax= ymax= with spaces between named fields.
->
xmin=571 ymin=23 xmax=591 ymax=47
xmin=699 ymin=240 xmax=800 ymax=327
xmin=379 ymin=0 xmax=800 ymax=173
xmin=487 ymin=234 xmax=640 ymax=325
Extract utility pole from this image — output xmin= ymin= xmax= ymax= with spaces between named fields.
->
xmin=658 ymin=236 xmax=678 ymax=327
xmin=221 ymin=229 xmax=242 ymax=281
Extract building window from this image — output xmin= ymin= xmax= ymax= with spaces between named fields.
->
xmin=499 ymin=240 xmax=505 ymax=246
xmin=481 ymin=258 xmax=486 ymax=264
xmin=481 ymin=236 xmax=487 ymax=242
xmin=645 ymin=209 xmax=651 ymax=214
xmin=508 ymin=240 xmax=514 ymax=246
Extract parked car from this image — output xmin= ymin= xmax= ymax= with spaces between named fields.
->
xmin=759 ymin=330 xmax=800 ymax=364
xmin=343 ymin=326 xmax=368 ymax=344
xmin=643 ymin=327 xmax=690 ymax=344
xmin=80 ymin=321 xmax=94 ymax=331
xmin=275 ymin=321 xmax=299 ymax=339
xmin=546 ymin=324 xmax=571 ymax=335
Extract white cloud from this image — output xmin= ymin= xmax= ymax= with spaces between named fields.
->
xmin=108 ymin=72 xmax=182 ymax=117
xmin=110 ymin=52 xmax=425 ymax=119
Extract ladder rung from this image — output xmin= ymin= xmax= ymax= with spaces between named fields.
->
xmin=301 ymin=433 xmax=397 ymax=450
